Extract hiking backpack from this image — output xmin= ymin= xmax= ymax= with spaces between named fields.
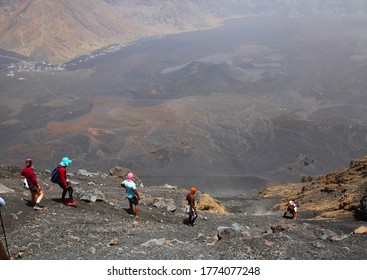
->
xmin=50 ymin=165 xmax=60 ymax=183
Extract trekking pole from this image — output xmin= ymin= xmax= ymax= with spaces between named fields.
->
xmin=0 ymin=209 xmax=10 ymax=259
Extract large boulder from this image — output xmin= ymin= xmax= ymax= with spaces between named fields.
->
xmin=109 ymin=166 xmax=131 ymax=177
xmin=77 ymin=169 xmax=100 ymax=177
xmin=109 ymin=166 xmax=142 ymax=186
xmin=75 ymin=187 xmax=106 ymax=202
xmin=0 ymin=183 xmax=15 ymax=194
xmin=217 ymin=226 xmax=239 ymax=240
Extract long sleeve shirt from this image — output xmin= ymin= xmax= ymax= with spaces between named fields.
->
xmin=20 ymin=167 xmax=38 ymax=187
xmin=58 ymin=166 xmax=68 ymax=188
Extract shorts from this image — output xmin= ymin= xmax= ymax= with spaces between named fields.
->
xmin=185 ymin=205 xmax=195 ymax=215
xmin=128 ymin=196 xmax=139 ymax=206
xmin=29 ymin=186 xmax=39 ymax=193
xmin=287 ymin=206 xmax=297 ymax=214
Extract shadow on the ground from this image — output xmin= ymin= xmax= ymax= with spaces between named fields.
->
xmin=22 ymin=198 xmax=34 ymax=208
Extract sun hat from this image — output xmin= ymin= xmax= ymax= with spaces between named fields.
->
xmin=60 ymin=157 xmax=72 ymax=167
xmin=289 ymin=201 xmax=295 ymax=206
xmin=25 ymin=158 xmax=33 ymax=163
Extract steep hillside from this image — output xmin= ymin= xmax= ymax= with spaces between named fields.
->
xmin=1 ymin=160 xmax=367 ymax=260
xmin=0 ymin=0 xmax=151 ymax=63
xmin=259 ymin=156 xmax=367 ymax=220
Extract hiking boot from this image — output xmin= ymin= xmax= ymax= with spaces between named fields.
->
xmin=67 ymin=201 xmax=77 ymax=206
xmin=33 ymin=204 xmax=42 ymax=210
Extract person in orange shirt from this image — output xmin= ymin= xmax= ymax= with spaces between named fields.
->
xmin=186 ymin=187 xmax=198 ymax=227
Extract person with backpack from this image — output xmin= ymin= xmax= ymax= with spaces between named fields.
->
xmin=283 ymin=200 xmax=299 ymax=221
xmin=20 ymin=159 xmax=44 ymax=210
xmin=53 ymin=157 xmax=77 ymax=206
xmin=186 ymin=187 xmax=198 ymax=227
xmin=121 ymin=172 xmax=140 ymax=219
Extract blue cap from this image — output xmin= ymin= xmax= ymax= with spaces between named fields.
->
xmin=0 ymin=197 xmax=5 ymax=207
xmin=60 ymin=157 xmax=72 ymax=167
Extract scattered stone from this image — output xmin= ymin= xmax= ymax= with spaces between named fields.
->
xmin=163 ymin=184 xmax=177 ymax=189
xmin=141 ymin=238 xmax=166 ymax=247
xmin=109 ymin=238 xmax=119 ymax=245
xmin=77 ymin=169 xmax=100 ymax=177
xmin=68 ymin=180 xmax=80 ymax=185
xmin=11 ymin=213 xmax=19 ymax=220
xmin=353 ymin=226 xmax=367 ymax=234
xmin=16 ymin=251 xmax=25 ymax=259
xmin=195 ymin=233 xmax=205 ymax=241
xmin=319 ymin=229 xmax=338 ymax=240
xmin=70 ymin=235 xmax=81 ymax=242
xmin=271 ymin=222 xmax=291 ymax=233
xmin=311 ymin=241 xmax=324 ymax=249
xmin=89 ymin=247 xmax=96 ymax=255
xmin=330 ymin=235 xmax=349 ymax=242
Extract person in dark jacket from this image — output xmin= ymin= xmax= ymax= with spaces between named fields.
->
xmin=57 ymin=157 xmax=77 ymax=206
xmin=20 ymin=159 xmax=44 ymax=210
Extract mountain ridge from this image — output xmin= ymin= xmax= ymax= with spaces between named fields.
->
xmin=1 ymin=0 xmax=367 ymax=63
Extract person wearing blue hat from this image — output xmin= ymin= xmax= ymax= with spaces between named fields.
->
xmin=56 ymin=157 xmax=77 ymax=206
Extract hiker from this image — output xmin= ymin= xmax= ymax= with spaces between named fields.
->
xmin=20 ymin=159 xmax=44 ymax=210
xmin=57 ymin=157 xmax=77 ymax=206
xmin=121 ymin=172 xmax=140 ymax=219
xmin=0 ymin=197 xmax=9 ymax=260
xmin=186 ymin=187 xmax=198 ymax=227
xmin=283 ymin=200 xmax=298 ymax=220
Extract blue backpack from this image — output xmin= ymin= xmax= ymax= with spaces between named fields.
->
xmin=50 ymin=165 xmax=60 ymax=183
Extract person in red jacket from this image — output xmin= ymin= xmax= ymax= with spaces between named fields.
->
xmin=20 ymin=159 xmax=44 ymax=210
xmin=58 ymin=157 xmax=77 ymax=206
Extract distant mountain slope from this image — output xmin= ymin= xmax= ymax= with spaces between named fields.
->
xmin=1 ymin=0 xmax=367 ymax=63
xmin=0 ymin=0 xmax=151 ymax=63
